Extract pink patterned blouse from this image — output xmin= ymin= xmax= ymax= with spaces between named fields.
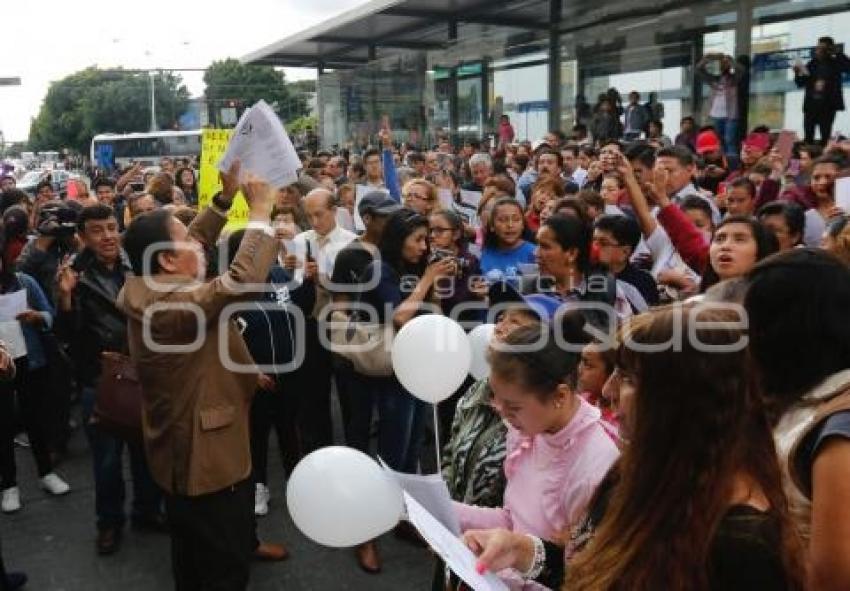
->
xmin=454 ymin=397 xmax=620 ymax=542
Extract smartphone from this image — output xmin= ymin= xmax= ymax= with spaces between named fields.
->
xmin=428 ymin=248 xmax=455 ymax=264
xmin=130 ymin=182 xmax=145 ymax=192
xmin=776 ymin=130 xmax=796 ymax=163
xmin=787 ymin=159 xmax=801 ymax=177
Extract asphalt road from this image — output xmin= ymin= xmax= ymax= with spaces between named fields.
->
xmin=2 ymin=420 xmax=434 ymax=590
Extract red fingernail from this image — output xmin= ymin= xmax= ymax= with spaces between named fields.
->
xmin=476 ymin=563 xmax=487 ymax=575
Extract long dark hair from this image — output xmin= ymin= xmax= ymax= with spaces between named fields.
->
xmin=700 ymin=215 xmax=779 ymax=292
xmin=745 ymin=248 xmax=850 ymax=423
xmin=378 ymin=208 xmax=429 ymax=276
xmin=174 ymin=167 xmax=197 ymax=193
xmin=0 ymin=232 xmax=14 ymax=293
xmin=484 ymin=197 xmax=525 ymax=249
xmin=566 ymin=304 xmax=805 ymax=590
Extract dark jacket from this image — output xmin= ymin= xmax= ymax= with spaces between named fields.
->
xmin=55 ymin=248 xmax=131 ymax=387
xmin=236 ymin=265 xmax=315 ymax=375
xmin=17 ymin=237 xmax=77 ymax=305
xmin=590 ymin=111 xmax=621 ymax=143
xmin=623 ymin=103 xmax=650 ymax=135
xmin=796 ymin=52 xmax=850 ymax=112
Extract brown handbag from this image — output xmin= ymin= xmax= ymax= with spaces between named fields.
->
xmin=93 ymin=352 xmax=144 ymax=442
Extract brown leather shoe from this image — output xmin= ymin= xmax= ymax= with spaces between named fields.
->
xmin=254 ymin=541 xmax=289 ymax=562
xmin=96 ymin=527 xmax=122 ymax=556
xmin=355 ymin=541 xmax=382 ymax=574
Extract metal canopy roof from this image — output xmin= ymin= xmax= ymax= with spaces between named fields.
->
xmin=241 ymin=0 xmax=825 ymax=70
xmin=241 ymin=0 xmax=554 ymax=69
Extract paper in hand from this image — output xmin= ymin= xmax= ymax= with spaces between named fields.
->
xmin=438 ymin=188 xmax=454 ymax=209
xmin=379 ymin=459 xmax=461 ymax=535
xmin=218 ymin=100 xmax=301 ymax=188
xmin=403 ymin=493 xmax=508 ymax=591
xmin=836 ymin=177 xmax=850 ymax=213
xmin=0 ymin=290 xmax=27 ymax=322
xmin=0 ymin=322 xmax=27 ymax=359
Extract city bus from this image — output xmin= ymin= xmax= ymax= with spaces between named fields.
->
xmin=90 ymin=130 xmax=202 ymax=170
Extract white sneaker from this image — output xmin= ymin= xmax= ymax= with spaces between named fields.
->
xmin=1 ymin=487 xmax=20 ymax=513
xmin=40 ymin=473 xmax=70 ymax=496
xmin=254 ymin=483 xmax=270 ymax=516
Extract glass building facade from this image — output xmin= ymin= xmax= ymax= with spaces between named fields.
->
xmin=308 ymin=0 xmax=850 ymax=149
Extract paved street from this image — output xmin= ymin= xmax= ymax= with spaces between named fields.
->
xmin=2 ymin=424 xmax=434 ymax=590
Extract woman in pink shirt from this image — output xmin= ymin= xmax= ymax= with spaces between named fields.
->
xmin=453 ymin=323 xmax=619 ymax=586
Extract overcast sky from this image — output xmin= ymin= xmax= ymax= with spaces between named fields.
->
xmin=0 ymin=0 xmax=369 ymax=142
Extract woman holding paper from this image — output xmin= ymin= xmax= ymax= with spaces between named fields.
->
xmin=0 ymin=260 xmax=70 ymax=514
xmin=452 ymin=323 xmax=619 ymax=589
xmin=464 ymin=305 xmax=805 ymax=590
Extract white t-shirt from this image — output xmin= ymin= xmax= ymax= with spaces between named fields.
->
xmin=710 ymin=79 xmax=729 ymax=119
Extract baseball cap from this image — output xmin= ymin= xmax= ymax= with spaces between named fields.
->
xmin=487 ymin=280 xmax=563 ymax=324
xmin=695 ymin=130 xmax=721 ymax=155
xmin=357 ymin=191 xmax=401 ymax=217
xmin=743 ymin=132 xmax=771 ymax=152
xmin=486 ymin=280 xmax=592 ymax=353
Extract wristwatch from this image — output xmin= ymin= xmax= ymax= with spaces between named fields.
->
xmin=211 ymin=191 xmax=233 ymax=211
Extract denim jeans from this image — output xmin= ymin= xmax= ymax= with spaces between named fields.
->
xmin=712 ymin=117 xmax=739 ymax=156
xmin=81 ymin=386 xmax=162 ymax=530
xmin=338 ymin=369 xmax=428 ymax=473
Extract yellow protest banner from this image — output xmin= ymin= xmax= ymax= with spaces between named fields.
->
xmin=198 ymin=128 xmax=250 ymax=230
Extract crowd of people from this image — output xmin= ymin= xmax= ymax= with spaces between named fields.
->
xmin=1 ymin=40 xmax=850 ymax=589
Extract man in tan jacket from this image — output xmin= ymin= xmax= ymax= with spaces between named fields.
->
xmin=118 ymin=166 xmax=284 ymax=590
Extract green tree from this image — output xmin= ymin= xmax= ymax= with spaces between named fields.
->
xmin=28 ymin=67 xmax=190 ymax=153
xmin=290 ymin=79 xmax=316 ymax=94
xmin=203 ymin=59 xmax=309 ymax=124
xmin=288 ymin=115 xmax=317 ymax=136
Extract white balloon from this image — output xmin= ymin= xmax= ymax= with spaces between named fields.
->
xmin=391 ymin=315 xmax=472 ymax=403
xmin=286 ymin=447 xmax=403 ymax=548
xmin=468 ymin=323 xmax=496 ymax=380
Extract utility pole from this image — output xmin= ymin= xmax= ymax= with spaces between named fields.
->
xmin=149 ymin=71 xmax=158 ymax=132
xmin=0 ymin=77 xmax=21 ymax=158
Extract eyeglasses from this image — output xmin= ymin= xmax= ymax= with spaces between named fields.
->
xmin=406 ymin=192 xmax=435 ymax=202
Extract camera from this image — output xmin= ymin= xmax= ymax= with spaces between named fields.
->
xmin=37 ymin=202 xmax=78 ymax=238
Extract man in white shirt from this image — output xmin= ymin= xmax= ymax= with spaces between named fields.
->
xmin=291 ymin=189 xmax=357 ymax=290
xmin=287 ymin=188 xmax=356 ymax=455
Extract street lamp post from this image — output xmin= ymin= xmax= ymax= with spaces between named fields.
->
xmin=149 ymin=70 xmax=157 ymax=132
xmin=0 ymin=77 xmax=21 ymax=158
